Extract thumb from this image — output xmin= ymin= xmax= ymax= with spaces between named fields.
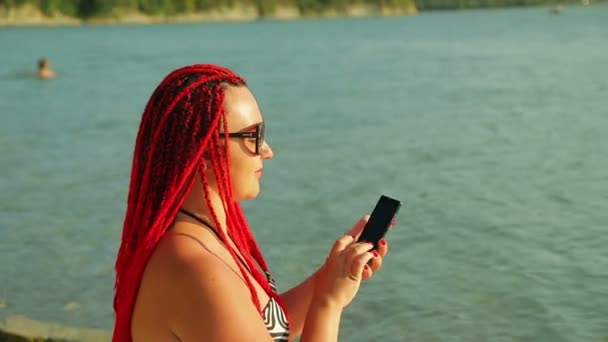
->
xmin=345 ymin=215 xmax=370 ymax=240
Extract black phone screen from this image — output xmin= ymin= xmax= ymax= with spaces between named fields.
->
xmin=357 ymin=195 xmax=402 ymax=250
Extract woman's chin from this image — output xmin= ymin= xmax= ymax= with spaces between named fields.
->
xmin=236 ymin=185 xmax=260 ymax=201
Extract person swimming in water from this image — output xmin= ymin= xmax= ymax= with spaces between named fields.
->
xmin=37 ymin=58 xmax=56 ymax=79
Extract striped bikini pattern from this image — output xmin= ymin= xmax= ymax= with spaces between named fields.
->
xmin=264 ymin=271 xmax=290 ymax=341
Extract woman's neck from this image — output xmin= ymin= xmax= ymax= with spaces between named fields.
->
xmin=180 ymin=180 xmax=230 ymax=235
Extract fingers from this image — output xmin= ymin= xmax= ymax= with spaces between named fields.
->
xmin=362 ymin=263 xmax=373 ymax=280
xmin=366 ymin=239 xmax=388 ymax=277
xmin=377 ymin=238 xmax=388 ymax=258
xmin=329 ymin=216 xmax=391 ymax=282
xmin=368 ymin=251 xmax=383 ymax=273
xmin=343 ymin=241 xmax=374 ymax=259
xmin=342 ymin=242 xmax=373 ymax=279
xmin=345 ymin=215 xmax=370 ymax=241
xmin=348 ymin=247 xmax=374 ymax=281
xmin=329 ymin=234 xmax=355 ymax=258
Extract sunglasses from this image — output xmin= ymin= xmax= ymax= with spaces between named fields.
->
xmin=227 ymin=122 xmax=265 ymax=155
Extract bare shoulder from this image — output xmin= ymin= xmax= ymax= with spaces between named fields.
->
xmin=133 ymin=230 xmax=273 ymax=342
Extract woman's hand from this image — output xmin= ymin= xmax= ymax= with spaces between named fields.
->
xmin=312 ymin=215 xmax=394 ymax=308
xmin=342 ymin=215 xmax=392 ymax=280
xmin=313 ymin=235 xmax=374 ymax=308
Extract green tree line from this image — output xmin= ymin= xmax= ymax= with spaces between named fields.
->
xmin=415 ymin=0 xmax=600 ymax=10
xmin=0 ymin=0 xmax=602 ymax=18
xmin=0 ymin=0 xmax=415 ymax=18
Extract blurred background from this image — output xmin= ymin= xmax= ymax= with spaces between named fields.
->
xmin=1 ymin=0 xmax=607 ymax=341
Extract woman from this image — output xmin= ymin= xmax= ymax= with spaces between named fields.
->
xmin=113 ymin=64 xmax=391 ymax=342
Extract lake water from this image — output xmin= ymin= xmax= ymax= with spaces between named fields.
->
xmin=1 ymin=4 xmax=607 ymax=341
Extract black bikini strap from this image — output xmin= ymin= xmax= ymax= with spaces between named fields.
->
xmin=178 ymin=208 xmax=252 ymax=273
xmin=178 ymin=208 xmax=220 ymax=239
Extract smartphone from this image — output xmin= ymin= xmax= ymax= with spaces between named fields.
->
xmin=357 ymin=195 xmax=402 ymax=250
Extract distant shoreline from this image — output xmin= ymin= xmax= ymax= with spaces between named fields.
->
xmin=1 ymin=0 xmax=606 ymax=27
xmin=0 ymin=4 xmax=418 ymax=27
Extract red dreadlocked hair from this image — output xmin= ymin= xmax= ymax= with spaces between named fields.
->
xmin=113 ymin=64 xmax=288 ymax=342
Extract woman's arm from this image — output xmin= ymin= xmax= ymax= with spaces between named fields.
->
xmin=154 ymin=233 xmax=348 ymax=342
xmin=300 ymin=296 xmax=343 ymax=342
xmin=280 ymin=215 xmax=390 ymax=338
xmin=279 ymin=266 xmax=322 ymax=337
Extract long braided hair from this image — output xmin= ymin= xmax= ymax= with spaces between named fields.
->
xmin=113 ymin=64 xmax=287 ymax=341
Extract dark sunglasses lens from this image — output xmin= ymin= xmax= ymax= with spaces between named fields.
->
xmin=257 ymin=123 xmax=265 ymax=154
